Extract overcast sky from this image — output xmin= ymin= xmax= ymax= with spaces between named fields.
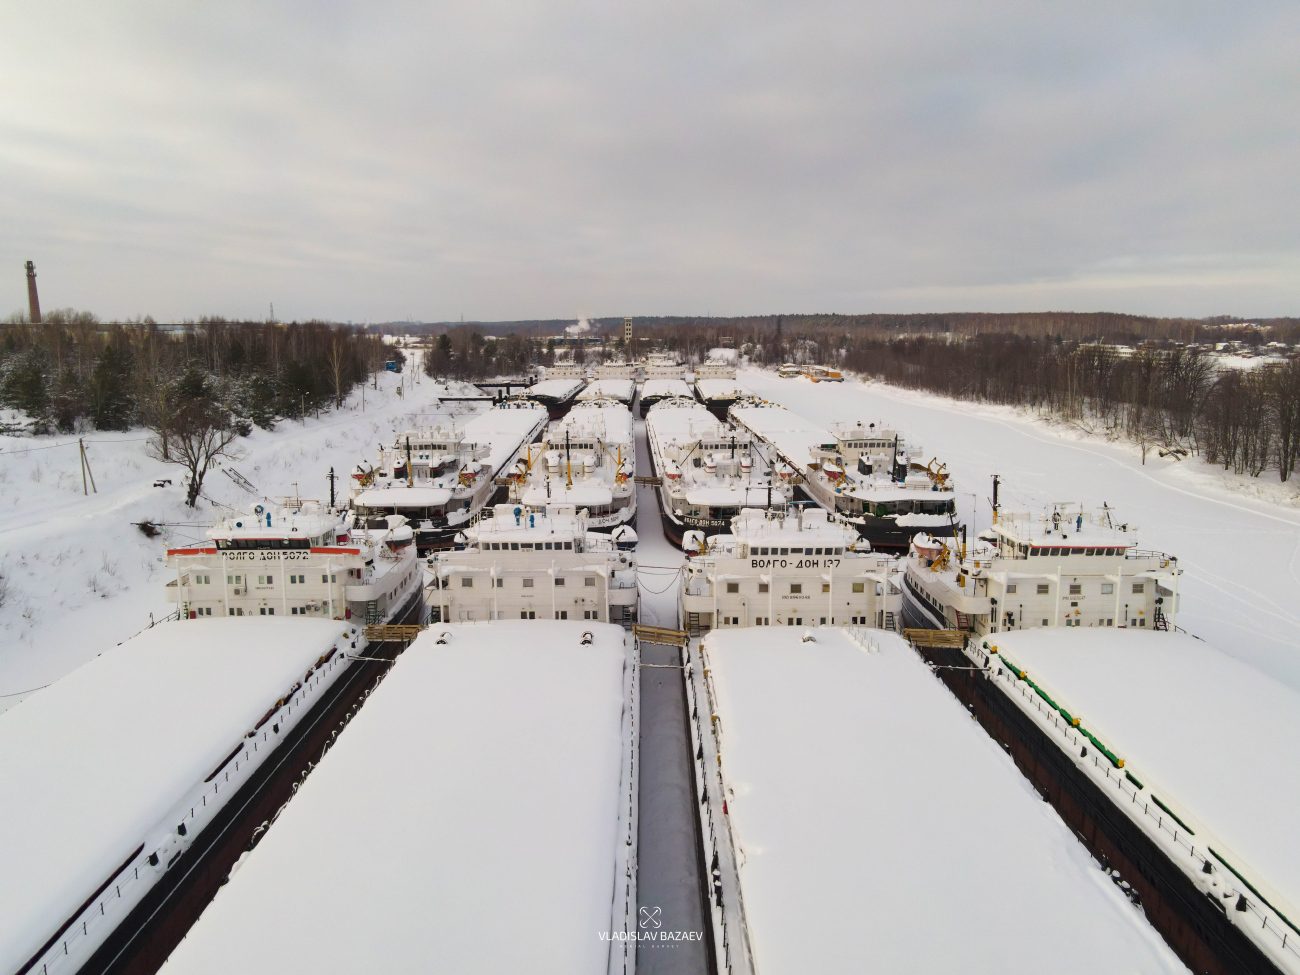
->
xmin=1 ymin=1 xmax=1297 ymax=322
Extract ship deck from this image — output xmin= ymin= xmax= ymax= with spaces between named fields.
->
xmin=0 ymin=618 xmax=358 ymax=974
xmin=986 ymin=629 xmax=1300 ymax=949
xmin=690 ymin=626 xmax=1186 ymax=973
xmin=162 ymin=621 xmax=636 ymax=975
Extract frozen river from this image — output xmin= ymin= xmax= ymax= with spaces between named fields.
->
xmin=740 ymin=368 xmax=1300 ymax=694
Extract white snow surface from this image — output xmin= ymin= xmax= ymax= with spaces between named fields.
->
xmin=163 ymin=621 xmax=631 ymax=975
xmin=0 ymin=367 xmax=478 ymax=712
xmin=738 ymin=368 xmax=1300 ymax=693
xmin=0 ymin=617 xmax=350 ymax=970
xmin=994 ymin=628 xmax=1300 ymax=916
xmin=463 ymin=402 xmax=549 ymax=475
xmin=703 ymin=626 xmax=1186 ymax=974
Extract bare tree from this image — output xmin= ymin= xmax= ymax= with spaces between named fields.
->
xmin=328 ymin=334 xmax=348 ymax=408
xmin=147 ymin=369 xmax=241 ymax=507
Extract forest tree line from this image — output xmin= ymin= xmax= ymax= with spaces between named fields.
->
xmin=0 ymin=320 xmax=389 ymax=435
xmin=841 ymin=334 xmax=1300 ymax=482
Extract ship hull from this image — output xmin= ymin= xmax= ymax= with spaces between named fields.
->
xmin=901 ymin=572 xmax=950 ymax=630
xmin=793 ymin=485 xmax=957 ymax=553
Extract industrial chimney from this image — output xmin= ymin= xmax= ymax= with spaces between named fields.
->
xmin=25 ymin=261 xmax=41 ymax=324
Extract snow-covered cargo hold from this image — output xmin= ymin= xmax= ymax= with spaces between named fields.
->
xmin=577 ymin=378 xmax=636 ymax=405
xmin=525 ymin=377 xmax=586 ymax=418
xmin=0 ymin=618 xmax=362 ymax=975
xmin=967 ymin=629 xmax=1300 ymax=973
xmin=639 ymin=378 xmax=694 ymax=417
xmin=687 ymin=626 xmax=1187 ymax=974
xmin=162 ymin=621 xmax=638 ymax=975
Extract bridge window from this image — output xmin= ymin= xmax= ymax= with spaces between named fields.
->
xmin=1069 ymin=584 xmax=1082 ymax=596
xmin=523 ymin=579 xmax=534 ymax=588
xmin=461 ymin=577 xmax=473 ymax=587
xmin=852 ymin=582 xmax=865 ymax=593
xmin=1132 ymin=583 xmax=1145 ymax=594
xmin=759 ymin=583 xmax=769 ymax=593
xmin=1006 ymin=584 xmax=1017 ymax=594
xmin=1037 ymin=584 xmax=1050 ymax=595
xmin=726 ymin=582 xmax=739 ymax=593
xmin=790 ymin=583 xmax=802 ymax=594
xmin=586 ymin=576 xmax=597 ymax=587
xmin=1101 ymin=583 xmax=1114 ymax=594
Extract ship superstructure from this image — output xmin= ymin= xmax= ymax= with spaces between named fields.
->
xmin=679 ymin=506 xmax=901 ymax=635
xmin=902 ymin=500 xmax=1180 ymax=636
xmin=644 ymin=397 xmax=792 ymax=548
xmin=730 ymin=403 xmax=958 ymax=552
xmin=428 ymin=503 xmax=638 ymax=627
xmin=165 ymin=501 xmax=423 ymax=625
xmin=349 ymin=402 xmax=548 ymax=551
xmin=512 ymin=398 xmax=636 ymax=530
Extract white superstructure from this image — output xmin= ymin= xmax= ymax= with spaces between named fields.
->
xmin=903 ymin=502 xmax=1180 ymax=636
xmin=429 ymin=504 xmax=638 ymax=628
xmin=644 ymin=398 xmax=792 ymax=548
xmin=680 ymin=507 xmax=901 ymax=634
xmin=729 ymin=403 xmax=957 ymax=551
xmin=513 ymin=399 xmax=636 ymax=529
xmin=166 ymin=501 xmax=422 ymax=626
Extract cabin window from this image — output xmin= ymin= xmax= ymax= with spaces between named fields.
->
xmin=790 ymin=583 xmax=802 ymax=594
xmin=726 ymin=582 xmax=739 ymax=594
xmin=1101 ymin=583 xmax=1113 ymax=594
xmin=521 ymin=610 xmax=536 ymax=619
xmin=461 ymin=577 xmax=473 ymax=587
xmin=557 ymin=610 xmax=568 ymax=619
xmin=1006 ymin=584 xmax=1017 ymax=594
xmin=586 ymin=576 xmax=597 ymax=587
xmin=555 ymin=577 xmax=566 ymax=586
xmin=1132 ymin=583 xmax=1145 ymax=594
xmin=544 ymin=542 xmax=553 ymax=550
xmin=822 ymin=584 xmax=830 ymax=593
xmin=584 ymin=610 xmax=598 ymax=620
xmin=1036 ymin=584 xmax=1050 ymax=595
xmin=511 ymin=543 xmax=519 ymax=551
xmin=758 ymin=583 xmax=769 ymax=593
xmin=563 ymin=541 xmax=573 ymax=550
xmin=1068 ymin=584 xmax=1082 ymax=596
xmin=495 ymin=578 xmax=503 ymax=588
xmin=523 ymin=579 xmax=534 ymax=588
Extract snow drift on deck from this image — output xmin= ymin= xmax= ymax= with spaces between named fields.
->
xmin=0 ymin=618 xmax=351 ymax=971
xmin=163 ymin=621 xmax=632 ymax=975
xmin=702 ymin=627 xmax=1185 ymax=973
xmin=993 ymin=628 xmax=1300 ymax=918
xmin=463 ymin=403 xmax=548 ymax=475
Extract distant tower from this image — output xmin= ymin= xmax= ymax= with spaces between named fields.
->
xmin=623 ymin=316 xmax=632 ymax=346
xmin=25 ymin=261 xmax=41 ymax=324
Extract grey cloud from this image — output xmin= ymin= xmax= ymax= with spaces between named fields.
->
xmin=0 ymin=0 xmax=1296 ymax=321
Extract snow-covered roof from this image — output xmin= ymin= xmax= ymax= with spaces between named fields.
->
xmin=695 ymin=377 xmax=745 ymax=400
xmin=576 ymin=379 xmax=635 ymax=402
xmin=641 ymin=378 xmax=694 ymax=398
xmin=352 ymin=486 xmax=454 ymax=508
xmin=684 ymin=486 xmax=779 ymax=507
xmin=525 ymin=378 xmax=586 ymax=400
xmin=0 ymin=619 xmax=356 ymax=973
xmin=645 ymin=400 xmax=727 ymax=440
xmin=992 ymin=508 xmax=1140 ymax=549
xmin=991 ymin=628 xmax=1300 ymax=919
xmin=463 ymin=403 xmax=549 ymax=476
xmin=730 ymin=403 xmax=834 ymax=465
xmin=520 ymin=483 xmax=614 ymax=506
xmin=700 ymin=627 xmax=1186 ymax=973
xmin=727 ymin=507 xmax=860 ymax=546
xmin=162 ymin=622 xmax=633 ymax=975
xmin=207 ymin=503 xmax=341 ymax=540
xmin=551 ymin=400 xmax=634 ymax=443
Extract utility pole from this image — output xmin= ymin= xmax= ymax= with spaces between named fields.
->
xmin=328 ymin=466 xmax=337 ymax=509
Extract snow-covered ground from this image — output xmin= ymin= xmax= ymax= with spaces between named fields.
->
xmin=739 ymin=368 xmax=1300 ymax=694
xmin=162 ymin=621 xmax=634 ymax=975
xmin=0 ymin=617 xmax=355 ymax=973
xmin=994 ymin=628 xmax=1300 ymax=924
xmin=0 ymin=366 xmax=482 ymax=711
xmin=701 ymin=626 xmax=1186 ymax=973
